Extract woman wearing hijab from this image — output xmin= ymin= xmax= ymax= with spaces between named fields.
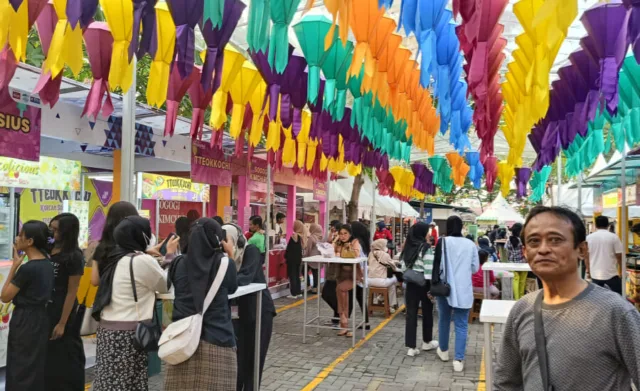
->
xmin=505 ymin=223 xmax=527 ymax=299
xmin=222 ymin=224 xmax=276 ymax=391
xmin=92 ymin=217 xmax=171 ymax=390
xmin=306 ymin=223 xmax=323 ymax=293
xmin=284 ymin=220 xmax=306 ymax=299
xmin=433 ymin=216 xmax=479 ymax=373
xmin=368 ymin=239 xmax=398 ymax=311
xmin=400 ymin=222 xmax=438 ymax=357
xmin=165 ymin=219 xmax=238 ymax=390
xmin=477 ymin=237 xmax=498 ymax=262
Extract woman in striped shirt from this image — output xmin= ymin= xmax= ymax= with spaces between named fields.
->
xmin=400 ymin=222 xmax=438 ymax=357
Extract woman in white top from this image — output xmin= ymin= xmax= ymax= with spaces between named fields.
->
xmin=92 ymin=216 xmax=171 ymax=390
xmin=433 ymin=216 xmax=479 ymax=373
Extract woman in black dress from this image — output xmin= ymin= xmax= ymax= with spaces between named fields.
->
xmin=1 ymin=220 xmax=55 ymax=390
xmin=285 ymin=220 xmax=307 ymax=299
xmin=46 ymin=213 xmax=86 ymax=390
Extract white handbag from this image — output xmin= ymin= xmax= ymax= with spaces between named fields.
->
xmin=158 ymin=256 xmax=229 ymax=365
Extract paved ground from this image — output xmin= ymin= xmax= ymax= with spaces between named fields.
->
xmin=86 ymin=292 xmax=491 ymax=390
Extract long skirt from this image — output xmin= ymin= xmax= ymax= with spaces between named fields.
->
xmin=93 ymin=328 xmax=148 ymax=391
xmin=45 ymin=303 xmax=86 ymax=391
xmin=234 ymin=312 xmax=274 ymax=391
xmin=6 ymin=306 xmax=49 ymax=391
xmin=164 ymin=340 xmax=237 ymax=391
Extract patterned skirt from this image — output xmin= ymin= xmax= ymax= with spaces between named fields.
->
xmin=93 ymin=327 xmax=148 ymax=391
xmin=164 ymin=340 xmax=237 ymax=391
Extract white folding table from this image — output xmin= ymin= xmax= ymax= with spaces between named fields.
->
xmin=302 ymin=255 xmax=368 ymax=347
xmin=482 ymin=262 xmax=531 ymax=299
xmin=480 ymin=299 xmax=517 ymax=390
xmin=157 ymin=282 xmax=266 ymax=391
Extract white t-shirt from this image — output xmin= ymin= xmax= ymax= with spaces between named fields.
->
xmin=586 ymin=229 xmax=623 ymax=280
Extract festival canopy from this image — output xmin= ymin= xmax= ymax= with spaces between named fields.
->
xmin=475 ymin=194 xmax=524 ymax=224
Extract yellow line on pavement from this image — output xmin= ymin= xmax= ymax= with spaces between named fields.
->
xmin=300 ymin=305 xmax=406 ymax=391
xmin=276 ymin=295 xmax=318 ymax=313
xmin=477 ymin=347 xmax=486 ymax=391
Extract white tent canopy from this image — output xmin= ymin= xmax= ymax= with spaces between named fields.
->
xmin=476 ymin=194 xmax=524 ymax=224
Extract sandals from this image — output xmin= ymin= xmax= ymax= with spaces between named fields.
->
xmin=337 ymin=330 xmax=353 ymax=337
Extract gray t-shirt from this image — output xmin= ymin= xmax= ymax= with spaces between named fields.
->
xmin=494 ymin=283 xmax=640 ymax=391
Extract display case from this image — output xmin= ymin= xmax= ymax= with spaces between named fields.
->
xmin=0 ymin=207 xmax=10 ymax=260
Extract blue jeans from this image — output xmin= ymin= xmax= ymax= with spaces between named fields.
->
xmin=436 ymin=297 xmax=471 ymax=361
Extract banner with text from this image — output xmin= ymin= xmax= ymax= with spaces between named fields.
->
xmin=247 ymin=158 xmax=267 ymax=193
xmin=141 ymin=173 xmax=210 ymax=202
xmin=191 ymin=141 xmax=232 ymax=186
xmin=313 ymin=181 xmax=327 ymax=202
xmin=0 ymin=156 xmax=81 ymax=190
xmin=0 ymin=97 xmax=41 ymax=161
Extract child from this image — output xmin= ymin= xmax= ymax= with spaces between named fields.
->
xmin=472 ymin=250 xmax=499 ymax=298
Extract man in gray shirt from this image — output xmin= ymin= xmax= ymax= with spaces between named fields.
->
xmin=494 ymin=206 xmax=640 ymax=391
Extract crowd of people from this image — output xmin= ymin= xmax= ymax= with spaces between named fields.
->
xmin=2 ymin=202 xmax=639 ymax=390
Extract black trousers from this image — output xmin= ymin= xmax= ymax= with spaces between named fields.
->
xmin=321 ymin=280 xmax=369 ymax=323
xmin=287 ymin=262 xmax=302 ymax=296
xmin=234 ymin=311 xmax=275 ymax=391
xmin=405 ymin=281 xmax=434 ymax=349
xmin=592 ymin=275 xmax=623 ymax=295
xmin=308 ymin=268 xmax=319 ymax=289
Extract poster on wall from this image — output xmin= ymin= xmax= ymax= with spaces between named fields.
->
xmin=141 ymin=173 xmax=210 ymax=202
xmin=313 ymin=181 xmax=327 ymax=202
xmin=0 ymin=97 xmax=41 ymax=161
xmin=191 ymin=140 xmax=232 ymax=186
xmin=64 ymin=200 xmax=90 ymax=248
xmin=247 ymin=158 xmax=267 ymax=193
xmin=156 ymin=200 xmax=202 ymax=239
xmin=0 ymin=156 xmax=81 ymax=190
xmin=0 ymin=261 xmax=15 ymax=367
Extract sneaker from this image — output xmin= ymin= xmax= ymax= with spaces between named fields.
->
xmin=436 ymin=347 xmax=450 ymax=362
xmin=390 ymin=307 xmax=396 ymax=314
xmin=421 ymin=340 xmax=439 ymax=351
xmin=453 ymin=360 xmax=464 ymax=372
xmin=297 ymin=294 xmax=303 ymax=299
xmin=286 ymin=295 xmax=297 ymax=299
xmin=407 ymin=348 xmax=420 ymax=357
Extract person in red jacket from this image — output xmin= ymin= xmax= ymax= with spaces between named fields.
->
xmin=374 ymin=221 xmax=393 ymax=241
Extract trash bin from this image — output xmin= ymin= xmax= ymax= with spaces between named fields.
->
xmin=148 ymin=301 xmax=163 ymax=377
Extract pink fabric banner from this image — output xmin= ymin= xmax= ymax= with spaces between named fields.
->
xmin=313 ymin=180 xmax=326 ymax=202
xmin=247 ymin=158 xmax=267 ymax=193
xmin=191 ymin=140 xmax=232 ymax=186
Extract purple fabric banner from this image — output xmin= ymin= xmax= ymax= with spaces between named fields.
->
xmin=191 ymin=140 xmax=232 ymax=186
xmin=0 ymin=96 xmax=41 ymax=161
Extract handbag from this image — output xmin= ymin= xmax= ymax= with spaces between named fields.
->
xmin=402 ymin=244 xmax=426 ymax=287
xmin=430 ymin=238 xmax=451 ymax=297
xmin=534 ymin=292 xmax=555 ymax=391
xmin=129 ymin=254 xmax=162 ymax=352
xmin=158 ymin=256 xmax=229 ymax=365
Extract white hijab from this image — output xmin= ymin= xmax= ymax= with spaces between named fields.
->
xmin=222 ymin=224 xmax=245 ymax=270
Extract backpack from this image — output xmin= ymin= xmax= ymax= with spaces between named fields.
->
xmin=158 ymin=256 xmax=229 ymax=365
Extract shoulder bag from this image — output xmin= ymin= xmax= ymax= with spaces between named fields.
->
xmin=430 ymin=238 xmax=451 ymax=297
xmin=402 ymin=244 xmax=426 ymax=287
xmin=534 ymin=292 xmax=555 ymax=391
xmin=158 ymin=256 xmax=229 ymax=365
xmin=129 ymin=254 xmax=162 ymax=352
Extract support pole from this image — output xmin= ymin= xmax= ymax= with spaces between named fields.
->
xmin=265 ymin=162 xmax=272 ymax=282
xmin=325 ymin=171 xmax=330 ymax=232
xmin=621 ymin=146 xmax=628 ymax=300
xmin=577 ymin=173 xmax=583 ymax=217
xmin=399 ymin=202 xmax=404 ymax=244
xmin=120 ymin=58 xmax=137 ymax=203
xmin=370 ymin=177 xmax=376 ymax=242
xmin=556 ymin=154 xmax=562 ymax=206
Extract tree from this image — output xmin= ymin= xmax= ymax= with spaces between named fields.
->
xmin=347 ymin=172 xmax=364 ymax=222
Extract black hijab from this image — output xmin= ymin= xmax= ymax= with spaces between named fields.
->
xmin=446 ymin=215 xmax=463 ymax=237
xmin=400 ymin=222 xmax=429 ymax=269
xmin=92 ymin=216 xmax=151 ymax=321
xmin=350 ymin=221 xmax=371 ymax=256
xmin=186 ymin=218 xmax=226 ymax=313
xmin=509 ymin=223 xmax=523 ymax=248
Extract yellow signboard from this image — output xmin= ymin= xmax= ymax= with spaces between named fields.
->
xmin=603 ymin=191 xmax=619 ymax=209
xmin=141 ymin=173 xmax=210 ymax=202
xmin=0 ymin=156 xmax=81 ymax=191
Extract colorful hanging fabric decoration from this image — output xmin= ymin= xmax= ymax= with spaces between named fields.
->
xmin=581 ymin=2 xmax=631 ymax=115
xmin=497 ymin=160 xmax=514 ymax=198
xmin=348 ymin=0 xmax=383 ymax=79
xmin=247 ymin=0 xmax=269 ymax=52
xmin=167 ymin=0 xmax=203 ymax=79
xmin=100 ymin=0 xmax=135 ymax=91
xmin=320 ymin=35 xmax=354 ymax=112
xmin=285 ymin=53 xmax=309 ymax=136
xmin=81 ymin=22 xmax=114 ymax=120
xmin=411 ymin=163 xmax=435 ymax=195
xmin=446 ymin=152 xmax=470 ymax=187
xmin=146 ymin=0 xmax=175 ymax=108
xmin=1 ymin=0 xmax=29 ymax=62
xmin=293 ymin=15 xmax=333 ymax=105
xmin=33 ymin=1 xmax=63 ymax=108
xmin=248 ymin=78 xmax=268 ymax=147
xmin=43 ymin=0 xmax=83 ymax=78
xmin=210 ymin=46 xmax=246 ymax=130
xmin=515 ymin=167 xmax=532 ymax=199
xmin=0 ymin=48 xmax=18 ymax=105
xmin=389 ymin=166 xmax=415 ymax=198
xmin=362 ymin=14 xmax=395 ymax=95
xmin=130 ymin=0 xmax=157 ymax=60
xmin=204 ymin=0 xmax=224 ymax=28
xmin=164 ymin=62 xmax=197 ymax=136
xmin=623 ymin=0 xmax=640 ymax=63
xmin=268 ymin=0 xmax=301 ymax=73
xmin=200 ymin=0 xmax=245 ymax=92
xmin=428 ymin=155 xmax=453 ymax=193
xmin=483 ymin=156 xmax=497 ymax=192
xmin=228 ymin=63 xmax=262 ymax=139
xmin=250 ymin=46 xmax=293 ymax=123
xmin=465 ymin=151 xmax=484 ymax=189
xmin=529 ymin=165 xmax=551 ymax=202
xmin=187 ymin=66 xmax=215 ymax=139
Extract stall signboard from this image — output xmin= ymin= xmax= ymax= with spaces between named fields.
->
xmin=0 ymin=97 xmax=41 ymax=161
xmin=191 ymin=140 xmax=232 ymax=186
xmin=313 ymin=181 xmax=327 ymax=202
xmin=156 ymin=200 xmax=203 ymax=239
xmin=603 ymin=191 xmax=618 ymax=209
xmin=64 ymin=200 xmax=89 ymax=248
xmin=0 ymin=261 xmax=15 ymax=367
xmin=247 ymin=158 xmax=267 ymax=193
xmin=593 ymin=187 xmax=603 ymax=214
xmin=223 ymin=206 xmax=233 ymax=223
xmin=0 ymin=156 xmax=81 ymax=190
xmin=141 ymin=173 xmax=210 ymax=202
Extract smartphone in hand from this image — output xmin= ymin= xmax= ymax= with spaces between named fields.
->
xmin=160 ymin=233 xmax=176 ymax=256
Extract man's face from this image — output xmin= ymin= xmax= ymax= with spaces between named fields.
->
xmin=277 ymin=218 xmax=284 ymax=224
xmin=249 ymin=223 xmax=257 ymax=233
xmin=522 ymin=212 xmax=587 ymax=281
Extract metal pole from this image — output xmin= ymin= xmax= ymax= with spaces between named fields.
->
xmin=253 ymin=291 xmax=262 ymax=391
xmin=135 ymin=172 xmax=143 ymax=210
xmin=370 ymin=177 xmax=376 ymax=242
xmin=556 ymin=154 xmax=562 ymax=206
xmin=155 ymin=200 xmax=160 ymax=236
xmin=577 ymin=173 xmax=583 ymax=217
xmin=8 ymin=188 xmax=15 ymax=259
xmin=325 ymin=171 xmax=330 ymax=231
xmin=121 ymin=57 xmax=137 ymax=203
xmin=342 ymin=200 xmax=346 ymax=222
xmin=265 ymin=162 xmax=271 ymax=281
xmin=399 ymin=202 xmax=403 ymax=245
xmin=80 ymin=173 xmax=86 ymax=202
xmin=621 ymin=146 xmax=627 ymax=300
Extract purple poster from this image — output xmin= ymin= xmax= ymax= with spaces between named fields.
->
xmin=0 ymin=94 xmax=41 ymax=161
xmin=247 ymin=158 xmax=267 ymax=193
xmin=191 ymin=140 xmax=232 ymax=187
